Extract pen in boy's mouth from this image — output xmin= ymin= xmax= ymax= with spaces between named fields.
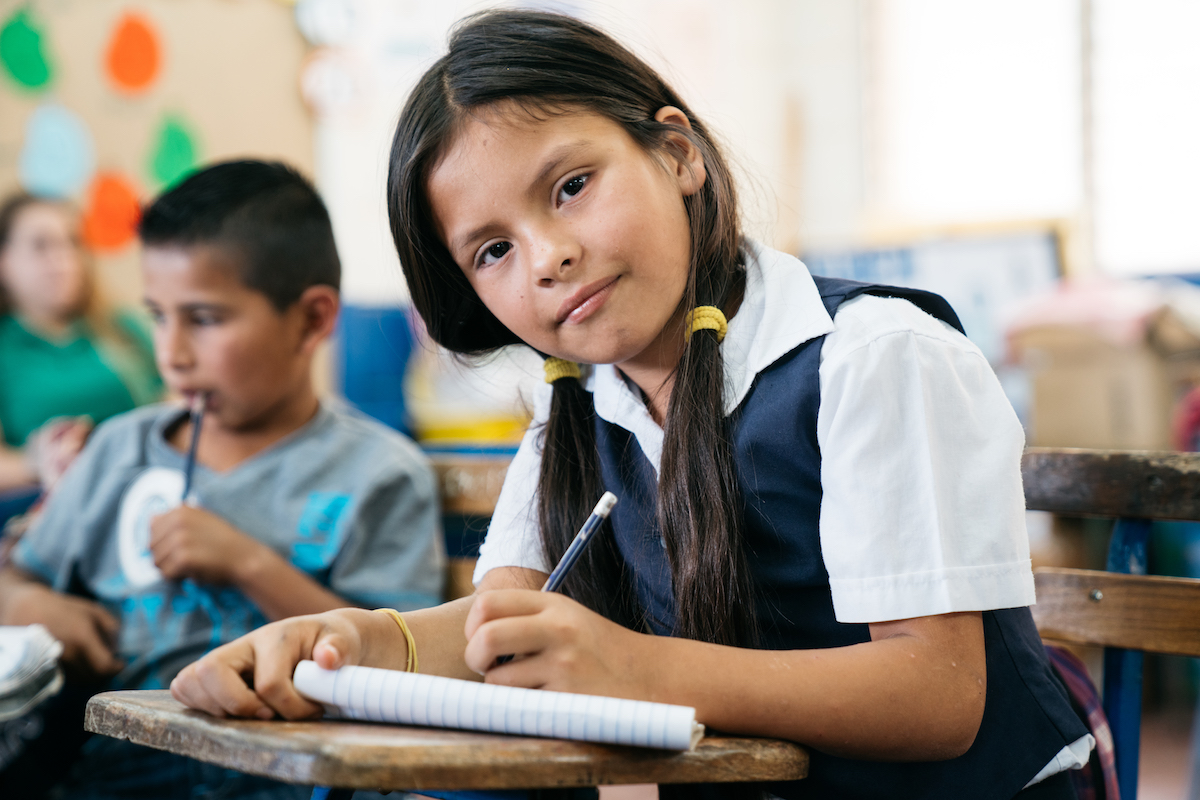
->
xmin=181 ymin=390 xmax=213 ymax=410
xmin=556 ymin=276 xmax=619 ymax=325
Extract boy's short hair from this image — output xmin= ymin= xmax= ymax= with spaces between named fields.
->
xmin=138 ymin=160 xmax=340 ymax=310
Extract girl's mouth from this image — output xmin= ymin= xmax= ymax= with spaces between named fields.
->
xmin=557 ymin=276 xmax=619 ymax=325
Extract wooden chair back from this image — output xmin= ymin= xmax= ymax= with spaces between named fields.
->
xmin=1033 ymin=568 xmax=1200 ymax=658
xmin=1023 ymin=447 xmax=1200 ymax=800
xmin=428 ymin=451 xmax=512 ymax=601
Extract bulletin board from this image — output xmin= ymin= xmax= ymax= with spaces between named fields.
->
xmin=0 ymin=0 xmax=314 ymax=306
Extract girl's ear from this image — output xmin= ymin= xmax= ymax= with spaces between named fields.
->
xmin=654 ymin=106 xmax=707 ymax=197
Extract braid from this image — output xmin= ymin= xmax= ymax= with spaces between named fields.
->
xmin=384 ymin=9 xmax=755 ymax=647
xmin=658 ymin=261 xmax=758 ymax=648
xmin=537 ymin=375 xmax=640 ymax=627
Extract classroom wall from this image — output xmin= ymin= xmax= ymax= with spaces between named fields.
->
xmin=0 ymin=0 xmax=314 ymax=308
xmin=306 ymin=0 xmax=870 ymax=305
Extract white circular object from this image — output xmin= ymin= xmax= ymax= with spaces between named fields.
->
xmin=294 ymin=0 xmax=357 ymax=47
xmin=300 ymin=49 xmax=364 ymax=118
xmin=116 ymin=467 xmax=184 ymax=588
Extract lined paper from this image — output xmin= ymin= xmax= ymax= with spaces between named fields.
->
xmin=292 ymin=661 xmax=704 ymax=751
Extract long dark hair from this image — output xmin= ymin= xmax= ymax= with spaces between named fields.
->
xmin=388 ymin=10 xmax=757 ymax=648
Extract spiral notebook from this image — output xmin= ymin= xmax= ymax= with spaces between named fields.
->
xmin=292 ymin=660 xmax=704 ymax=751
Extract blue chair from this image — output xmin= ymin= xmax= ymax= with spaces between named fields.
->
xmin=337 ymin=305 xmax=417 ymax=438
xmin=1024 ymin=448 xmax=1200 ymax=800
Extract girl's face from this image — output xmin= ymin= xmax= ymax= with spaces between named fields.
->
xmin=0 ymin=203 xmax=87 ymax=324
xmin=427 ymin=105 xmax=706 ymax=377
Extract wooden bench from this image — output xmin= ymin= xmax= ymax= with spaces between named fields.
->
xmin=1023 ymin=447 xmax=1200 ymax=800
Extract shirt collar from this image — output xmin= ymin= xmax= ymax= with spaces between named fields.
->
xmin=583 ymin=241 xmax=833 ymax=470
xmin=722 ymin=240 xmax=834 ymax=414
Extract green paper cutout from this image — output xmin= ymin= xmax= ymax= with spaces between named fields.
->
xmin=149 ymin=115 xmax=198 ymax=188
xmin=0 ymin=7 xmax=53 ymax=90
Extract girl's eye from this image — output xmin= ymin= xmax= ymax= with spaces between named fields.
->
xmin=557 ymin=175 xmax=588 ymax=204
xmin=480 ymin=241 xmax=512 ymax=266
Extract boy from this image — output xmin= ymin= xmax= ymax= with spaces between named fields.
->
xmin=0 ymin=161 xmax=445 ymax=799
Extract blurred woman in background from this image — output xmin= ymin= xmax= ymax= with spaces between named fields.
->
xmin=0 ymin=192 xmax=161 ymax=492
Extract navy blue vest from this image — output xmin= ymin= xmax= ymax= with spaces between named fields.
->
xmin=594 ymin=278 xmax=1087 ymax=800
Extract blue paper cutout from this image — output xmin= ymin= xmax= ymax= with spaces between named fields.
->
xmin=18 ymin=103 xmax=95 ymax=199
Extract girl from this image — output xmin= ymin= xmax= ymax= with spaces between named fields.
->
xmin=172 ymin=10 xmax=1090 ymax=799
xmin=0 ymin=193 xmax=162 ymax=491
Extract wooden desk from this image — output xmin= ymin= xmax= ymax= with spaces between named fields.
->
xmin=84 ymin=691 xmax=808 ymax=791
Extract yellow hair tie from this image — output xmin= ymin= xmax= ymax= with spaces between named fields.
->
xmin=376 ymin=608 xmax=418 ymax=673
xmin=686 ymin=306 xmax=728 ymax=343
xmin=543 ymin=357 xmax=581 ymax=384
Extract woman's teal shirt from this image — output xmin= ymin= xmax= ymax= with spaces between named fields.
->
xmin=0 ymin=312 xmax=162 ymax=447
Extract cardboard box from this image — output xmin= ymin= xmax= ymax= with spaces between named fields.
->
xmin=1011 ymin=308 xmax=1200 ymax=450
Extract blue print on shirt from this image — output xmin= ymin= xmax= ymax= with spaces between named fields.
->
xmin=291 ymin=492 xmax=351 ymax=574
xmin=117 ymin=581 xmax=268 ymax=689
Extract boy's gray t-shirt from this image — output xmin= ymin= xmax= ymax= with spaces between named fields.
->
xmin=12 ymin=402 xmax=445 ymax=689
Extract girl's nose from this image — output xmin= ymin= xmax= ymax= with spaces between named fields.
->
xmin=528 ymin=228 xmax=579 ymax=285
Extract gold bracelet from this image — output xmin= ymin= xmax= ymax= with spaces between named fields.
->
xmin=375 ymin=608 xmax=419 ymax=673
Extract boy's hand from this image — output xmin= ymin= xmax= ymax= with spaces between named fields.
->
xmin=149 ymin=506 xmax=267 ymax=585
xmin=3 ymin=581 xmax=123 ymax=681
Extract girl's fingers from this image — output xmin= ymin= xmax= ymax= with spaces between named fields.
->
xmin=174 ymin=643 xmax=268 ymax=719
xmin=171 ymin=614 xmax=361 ymax=721
xmin=248 ymin=644 xmax=322 ymax=720
xmin=464 ymin=589 xmax=552 ymax=639
xmin=250 ymin=620 xmax=357 ymax=720
xmin=462 ymin=614 xmax=550 ymax=675
xmin=170 ymin=670 xmax=225 ymax=717
xmin=312 ymin=637 xmax=346 ymax=670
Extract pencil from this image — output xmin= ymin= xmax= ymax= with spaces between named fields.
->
xmin=541 ymin=492 xmax=618 ymax=592
xmin=182 ymin=392 xmax=206 ymax=503
xmin=494 ymin=492 xmax=618 ymax=666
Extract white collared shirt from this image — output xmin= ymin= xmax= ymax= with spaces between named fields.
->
xmin=474 ymin=242 xmax=1090 ymax=782
xmin=476 ymin=241 xmax=1035 ymax=622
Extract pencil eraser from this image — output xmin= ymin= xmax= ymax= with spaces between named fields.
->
xmin=596 ymin=492 xmax=618 ymax=517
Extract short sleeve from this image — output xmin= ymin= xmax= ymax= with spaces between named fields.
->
xmin=816 ymin=295 xmax=1034 ymax=623
xmin=472 ymin=384 xmax=553 ymax=584
xmin=329 ymin=454 xmax=446 ymax=611
xmin=10 ymin=419 xmax=121 ymax=588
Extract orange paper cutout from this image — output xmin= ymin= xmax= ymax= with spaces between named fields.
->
xmin=105 ymin=13 xmax=160 ymax=93
xmin=82 ymin=173 xmax=141 ymax=251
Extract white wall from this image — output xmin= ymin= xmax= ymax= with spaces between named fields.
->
xmin=303 ymin=0 xmax=869 ymax=304
xmin=1092 ymin=0 xmax=1200 ymax=276
xmin=305 ymin=0 xmax=1200 ymax=300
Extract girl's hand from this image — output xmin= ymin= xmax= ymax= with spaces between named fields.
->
xmin=463 ymin=589 xmax=653 ymax=700
xmin=170 ymin=607 xmax=398 ymax=720
xmin=27 ymin=416 xmax=91 ymax=490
